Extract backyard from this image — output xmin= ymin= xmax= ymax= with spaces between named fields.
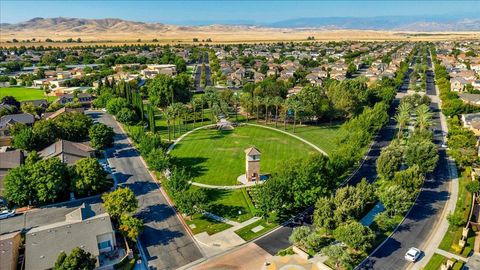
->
xmin=0 ymin=86 xmax=52 ymax=101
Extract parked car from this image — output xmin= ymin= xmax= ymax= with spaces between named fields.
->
xmin=0 ymin=209 xmax=16 ymax=220
xmin=405 ymin=247 xmax=422 ymax=262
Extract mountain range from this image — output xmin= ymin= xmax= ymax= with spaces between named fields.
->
xmin=1 ymin=16 xmax=479 ymax=32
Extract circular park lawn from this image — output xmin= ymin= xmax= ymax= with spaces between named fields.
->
xmin=169 ymin=125 xmax=318 ymax=186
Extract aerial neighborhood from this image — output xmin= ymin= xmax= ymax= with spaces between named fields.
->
xmin=1 ymin=2 xmax=480 ymax=270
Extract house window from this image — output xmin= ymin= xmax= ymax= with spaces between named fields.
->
xmin=98 ymin=240 xmax=111 ymax=250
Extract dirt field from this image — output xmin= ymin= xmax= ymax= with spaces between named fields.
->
xmin=1 ymin=28 xmax=479 ymax=47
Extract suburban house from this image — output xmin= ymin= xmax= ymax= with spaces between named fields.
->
xmin=451 ymin=77 xmax=469 ymax=92
xmin=38 ymin=139 xmax=95 ymax=165
xmin=0 ymin=231 xmax=22 ymax=270
xmin=0 ymin=149 xmax=25 ymax=194
xmin=25 ymin=204 xmax=118 ymax=270
xmin=20 ymin=99 xmax=49 ymax=109
xmin=42 ymin=107 xmax=84 ymax=120
xmin=141 ymin=64 xmax=177 ymax=78
xmin=0 ymin=113 xmax=35 ymax=146
xmin=77 ymin=93 xmax=93 ymax=106
xmin=459 ymin=93 xmax=480 ymax=106
xmin=55 ymin=94 xmax=75 ymax=105
xmin=462 ymin=112 xmax=480 ymax=136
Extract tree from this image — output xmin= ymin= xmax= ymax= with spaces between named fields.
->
xmin=314 ymin=196 xmax=337 ymax=231
xmin=321 ymin=245 xmax=355 ymax=270
xmin=11 ymin=126 xmax=36 ymax=151
xmin=392 ymin=164 xmax=424 ymax=193
xmin=377 ymin=184 xmax=413 ymax=217
xmin=289 ymin=226 xmax=311 ymax=250
xmin=405 ymin=139 xmax=438 ymax=174
xmin=394 ymin=102 xmax=412 ymax=139
xmin=54 ymin=112 xmax=93 ymax=142
xmin=30 ymin=158 xmax=69 ymax=203
xmin=376 ymin=142 xmax=403 ymax=180
xmin=165 ymin=167 xmax=191 ymax=193
xmin=53 ymin=247 xmax=96 ymax=270
xmin=415 ymin=104 xmax=433 ymax=131
xmin=72 ymin=158 xmax=110 ymax=196
xmin=145 ymin=148 xmax=170 ymax=171
xmin=272 ymin=96 xmax=283 ymax=128
xmin=467 ymin=181 xmax=480 ymax=197
xmin=333 ymin=221 xmax=375 ymax=252
xmin=116 ymin=108 xmax=138 ymax=125
xmin=106 ymin=97 xmax=128 ymax=115
xmin=3 ymin=165 xmax=35 ymax=206
xmin=175 ymin=189 xmax=208 ymax=217
xmin=102 ymin=187 xmax=138 ymax=219
xmin=288 ymin=96 xmax=303 ymax=133
xmin=32 ymin=119 xmax=59 ymax=149
xmin=119 ymin=214 xmax=144 ymax=242
xmin=88 ymin=123 xmax=114 ymax=150
xmin=164 ymin=106 xmax=175 ymax=142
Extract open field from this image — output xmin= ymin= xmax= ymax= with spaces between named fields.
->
xmin=0 ymin=87 xmax=51 ymax=102
xmin=169 ymin=125 xmax=318 ymax=186
xmin=1 ymin=30 xmax=479 ymax=47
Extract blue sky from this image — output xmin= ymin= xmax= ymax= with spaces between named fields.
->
xmin=1 ymin=1 xmax=479 ymax=25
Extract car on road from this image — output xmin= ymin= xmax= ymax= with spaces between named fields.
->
xmin=0 ymin=209 xmax=16 ymax=220
xmin=405 ymin=247 xmax=422 ymax=262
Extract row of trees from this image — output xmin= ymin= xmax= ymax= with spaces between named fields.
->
xmin=10 ymin=112 xmax=113 ymax=151
xmin=4 ymin=155 xmax=110 ymax=206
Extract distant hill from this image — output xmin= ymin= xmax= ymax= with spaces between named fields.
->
xmin=268 ymin=16 xmax=480 ymax=31
xmin=1 ymin=17 xmax=479 ymax=43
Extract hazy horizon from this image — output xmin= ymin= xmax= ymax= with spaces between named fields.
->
xmin=1 ymin=1 xmax=479 ymax=26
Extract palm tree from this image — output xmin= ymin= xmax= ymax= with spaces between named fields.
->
xmin=415 ymin=104 xmax=433 ymax=131
xmin=254 ymin=96 xmax=261 ymax=123
xmin=205 ymin=87 xmax=219 ymax=124
xmin=263 ymin=96 xmax=272 ymax=124
xmin=231 ymin=93 xmax=240 ymax=122
xmin=394 ymin=102 xmax=413 ymax=139
xmin=283 ymin=99 xmax=289 ymax=130
xmin=191 ymin=98 xmax=200 ymax=128
xmin=200 ymin=95 xmax=206 ymax=124
xmin=288 ymin=97 xmax=303 ymax=133
xmin=273 ymin=96 xmax=283 ymax=128
xmin=164 ymin=106 xmax=175 ymax=142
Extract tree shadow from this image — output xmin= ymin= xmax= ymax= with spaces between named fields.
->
xmin=171 ymin=157 xmax=208 ymax=178
xmin=112 ymin=172 xmax=133 ymax=185
xmin=123 ymin=180 xmax=159 ymax=196
xmin=136 ymin=203 xmax=176 ymax=223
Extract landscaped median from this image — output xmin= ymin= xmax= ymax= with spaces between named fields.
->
xmin=234 ymin=219 xmax=279 ymax=241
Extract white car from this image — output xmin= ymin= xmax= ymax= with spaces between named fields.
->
xmin=405 ymin=247 xmax=422 ymax=262
xmin=0 ymin=209 xmax=16 ymax=220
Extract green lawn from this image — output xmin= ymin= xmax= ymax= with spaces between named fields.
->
xmin=423 ymin=253 xmax=447 ymax=270
xmin=234 ymin=219 xmax=278 ymax=241
xmin=170 ymin=125 xmax=318 ymax=186
xmin=204 ymin=188 xmax=256 ymax=222
xmin=185 ymin=213 xmax=233 ymax=235
xmin=0 ymin=87 xmax=52 ymax=102
xmin=248 ymin=120 xmax=342 ymax=155
xmin=438 ymin=169 xmax=473 ymax=255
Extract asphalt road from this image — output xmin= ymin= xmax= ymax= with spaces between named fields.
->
xmin=88 ymin=111 xmax=203 ymax=270
xmin=193 ymin=52 xmax=211 ymax=92
xmin=359 ymin=52 xmax=451 ymax=270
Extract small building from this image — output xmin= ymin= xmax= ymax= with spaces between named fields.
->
xmin=245 ymin=147 xmax=261 ymax=182
xmin=55 ymin=94 xmax=74 ymax=105
xmin=462 ymin=112 xmax=480 ymax=136
xmin=25 ymin=204 xmax=117 ymax=270
xmin=38 ymin=139 xmax=95 ymax=165
xmin=42 ymin=107 xmax=84 ymax=120
xmin=0 ymin=231 xmax=22 ymax=270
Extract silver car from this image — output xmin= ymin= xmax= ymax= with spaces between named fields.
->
xmin=0 ymin=209 xmax=16 ymax=220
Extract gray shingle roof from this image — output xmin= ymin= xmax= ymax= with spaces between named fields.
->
xmin=25 ymin=204 xmax=113 ymax=270
xmin=0 ymin=113 xmax=35 ymax=128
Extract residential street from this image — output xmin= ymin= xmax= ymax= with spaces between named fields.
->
xmin=359 ymin=52 xmax=452 ymax=270
xmin=87 ymin=111 xmax=203 ymax=270
xmin=194 ymin=52 xmax=211 ymax=92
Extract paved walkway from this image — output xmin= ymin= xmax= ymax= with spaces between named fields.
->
xmin=435 ymin=248 xmax=468 ymax=262
xmin=195 ymin=216 xmax=261 ymax=257
xmin=246 ymin=123 xmax=328 ymax=156
xmin=189 ymin=180 xmax=262 ymax=190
